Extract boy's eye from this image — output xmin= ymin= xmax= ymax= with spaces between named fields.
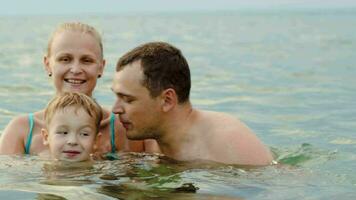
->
xmin=80 ymin=132 xmax=91 ymax=136
xmin=56 ymin=131 xmax=68 ymax=135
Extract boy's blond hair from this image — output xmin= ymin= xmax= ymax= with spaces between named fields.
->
xmin=44 ymin=92 xmax=103 ymax=133
xmin=47 ymin=22 xmax=103 ymax=58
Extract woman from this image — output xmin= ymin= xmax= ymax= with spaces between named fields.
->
xmin=0 ymin=22 xmax=159 ymax=155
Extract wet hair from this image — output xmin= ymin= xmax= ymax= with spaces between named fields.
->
xmin=44 ymin=92 xmax=103 ymax=133
xmin=116 ymin=41 xmax=191 ymax=103
xmin=46 ymin=22 xmax=103 ymax=58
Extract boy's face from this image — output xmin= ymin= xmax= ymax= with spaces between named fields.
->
xmin=42 ymin=106 xmax=97 ymax=162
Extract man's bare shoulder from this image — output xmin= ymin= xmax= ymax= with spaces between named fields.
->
xmin=196 ymin=110 xmax=273 ymax=165
xmin=198 ymin=110 xmax=249 ymax=132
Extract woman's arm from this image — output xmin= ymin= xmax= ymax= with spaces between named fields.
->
xmin=0 ymin=116 xmax=29 ymax=154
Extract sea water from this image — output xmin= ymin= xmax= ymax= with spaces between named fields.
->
xmin=0 ymin=9 xmax=355 ymax=199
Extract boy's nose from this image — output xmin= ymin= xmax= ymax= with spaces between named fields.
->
xmin=67 ymin=134 xmax=78 ymax=146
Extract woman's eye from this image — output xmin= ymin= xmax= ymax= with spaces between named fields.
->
xmin=82 ymin=58 xmax=94 ymax=64
xmin=58 ymin=57 xmax=71 ymax=63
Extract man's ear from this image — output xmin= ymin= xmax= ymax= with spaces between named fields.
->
xmin=43 ymin=56 xmax=52 ymax=75
xmin=160 ymin=88 xmax=177 ymax=112
xmin=41 ymin=128 xmax=49 ymax=146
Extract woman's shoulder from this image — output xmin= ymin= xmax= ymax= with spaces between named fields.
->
xmin=5 ymin=114 xmax=31 ymax=129
xmin=2 ymin=111 xmax=44 ymax=137
xmin=99 ymin=107 xmax=113 ymax=126
xmin=0 ymin=114 xmax=32 ymax=151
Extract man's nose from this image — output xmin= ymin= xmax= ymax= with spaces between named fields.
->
xmin=112 ymin=99 xmax=124 ymax=114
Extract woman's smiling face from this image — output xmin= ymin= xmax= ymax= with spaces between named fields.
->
xmin=44 ymin=30 xmax=105 ymax=97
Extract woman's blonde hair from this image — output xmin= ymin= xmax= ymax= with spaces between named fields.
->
xmin=46 ymin=22 xmax=103 ymax=58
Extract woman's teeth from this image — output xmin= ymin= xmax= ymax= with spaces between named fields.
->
xmin=66 ymin=79 xmax=85 ymax=84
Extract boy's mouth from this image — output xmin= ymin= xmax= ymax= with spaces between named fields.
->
xmin=63 ymin=150 xmax=81 ymax=158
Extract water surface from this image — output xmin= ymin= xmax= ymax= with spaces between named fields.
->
xmin=0 ymin=9 xmax=355 ymax=199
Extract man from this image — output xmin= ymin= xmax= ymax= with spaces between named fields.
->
xmin=112 ymin=42 xmax=273 ymax=165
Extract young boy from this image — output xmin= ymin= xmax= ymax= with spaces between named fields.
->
xmin=41 ymin=92 xmax=102 ymax=162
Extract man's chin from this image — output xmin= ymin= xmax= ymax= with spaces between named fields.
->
xmin=127 ymin=130 xmax=157 ymax=140
xmin=127 ymin=135 xmax=143 ymax=140
xmin=126 ymin=131 xmax=146 ymax=140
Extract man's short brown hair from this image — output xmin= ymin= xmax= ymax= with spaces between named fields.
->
xmin=116 ymin=42 xmax=191 ymax=103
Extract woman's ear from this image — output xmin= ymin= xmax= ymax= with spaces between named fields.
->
xmin=98 ymin=59 xmax=106 ymax=77
xmin=43 ymin=56 xmax=52 ymax=76
xmin=161 ymin=88 xmax=177 ymax=112
xmin=41 ymin=128 xmax=49 ymax=146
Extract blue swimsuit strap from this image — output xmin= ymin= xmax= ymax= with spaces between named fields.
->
xmin=25 ymin=113 xmax=34 ymax=154
xmin=110 ymin=113 xmax=116 ymax=153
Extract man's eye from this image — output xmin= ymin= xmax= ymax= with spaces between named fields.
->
xmin=124 ymin=97 xmax=134 ymax=103
xmin=117 ymin=94 xmax=135 ymax=103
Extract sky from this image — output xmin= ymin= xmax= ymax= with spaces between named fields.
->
xmin=1 ymin=0 xmax=356 ymax=15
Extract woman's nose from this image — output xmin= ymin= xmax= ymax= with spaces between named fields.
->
xmin=69 ymin=60 xmax=83 ymax=74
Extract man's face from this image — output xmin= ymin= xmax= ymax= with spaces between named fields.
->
xmin=112 ymin=60 xmax=162 ymax=140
